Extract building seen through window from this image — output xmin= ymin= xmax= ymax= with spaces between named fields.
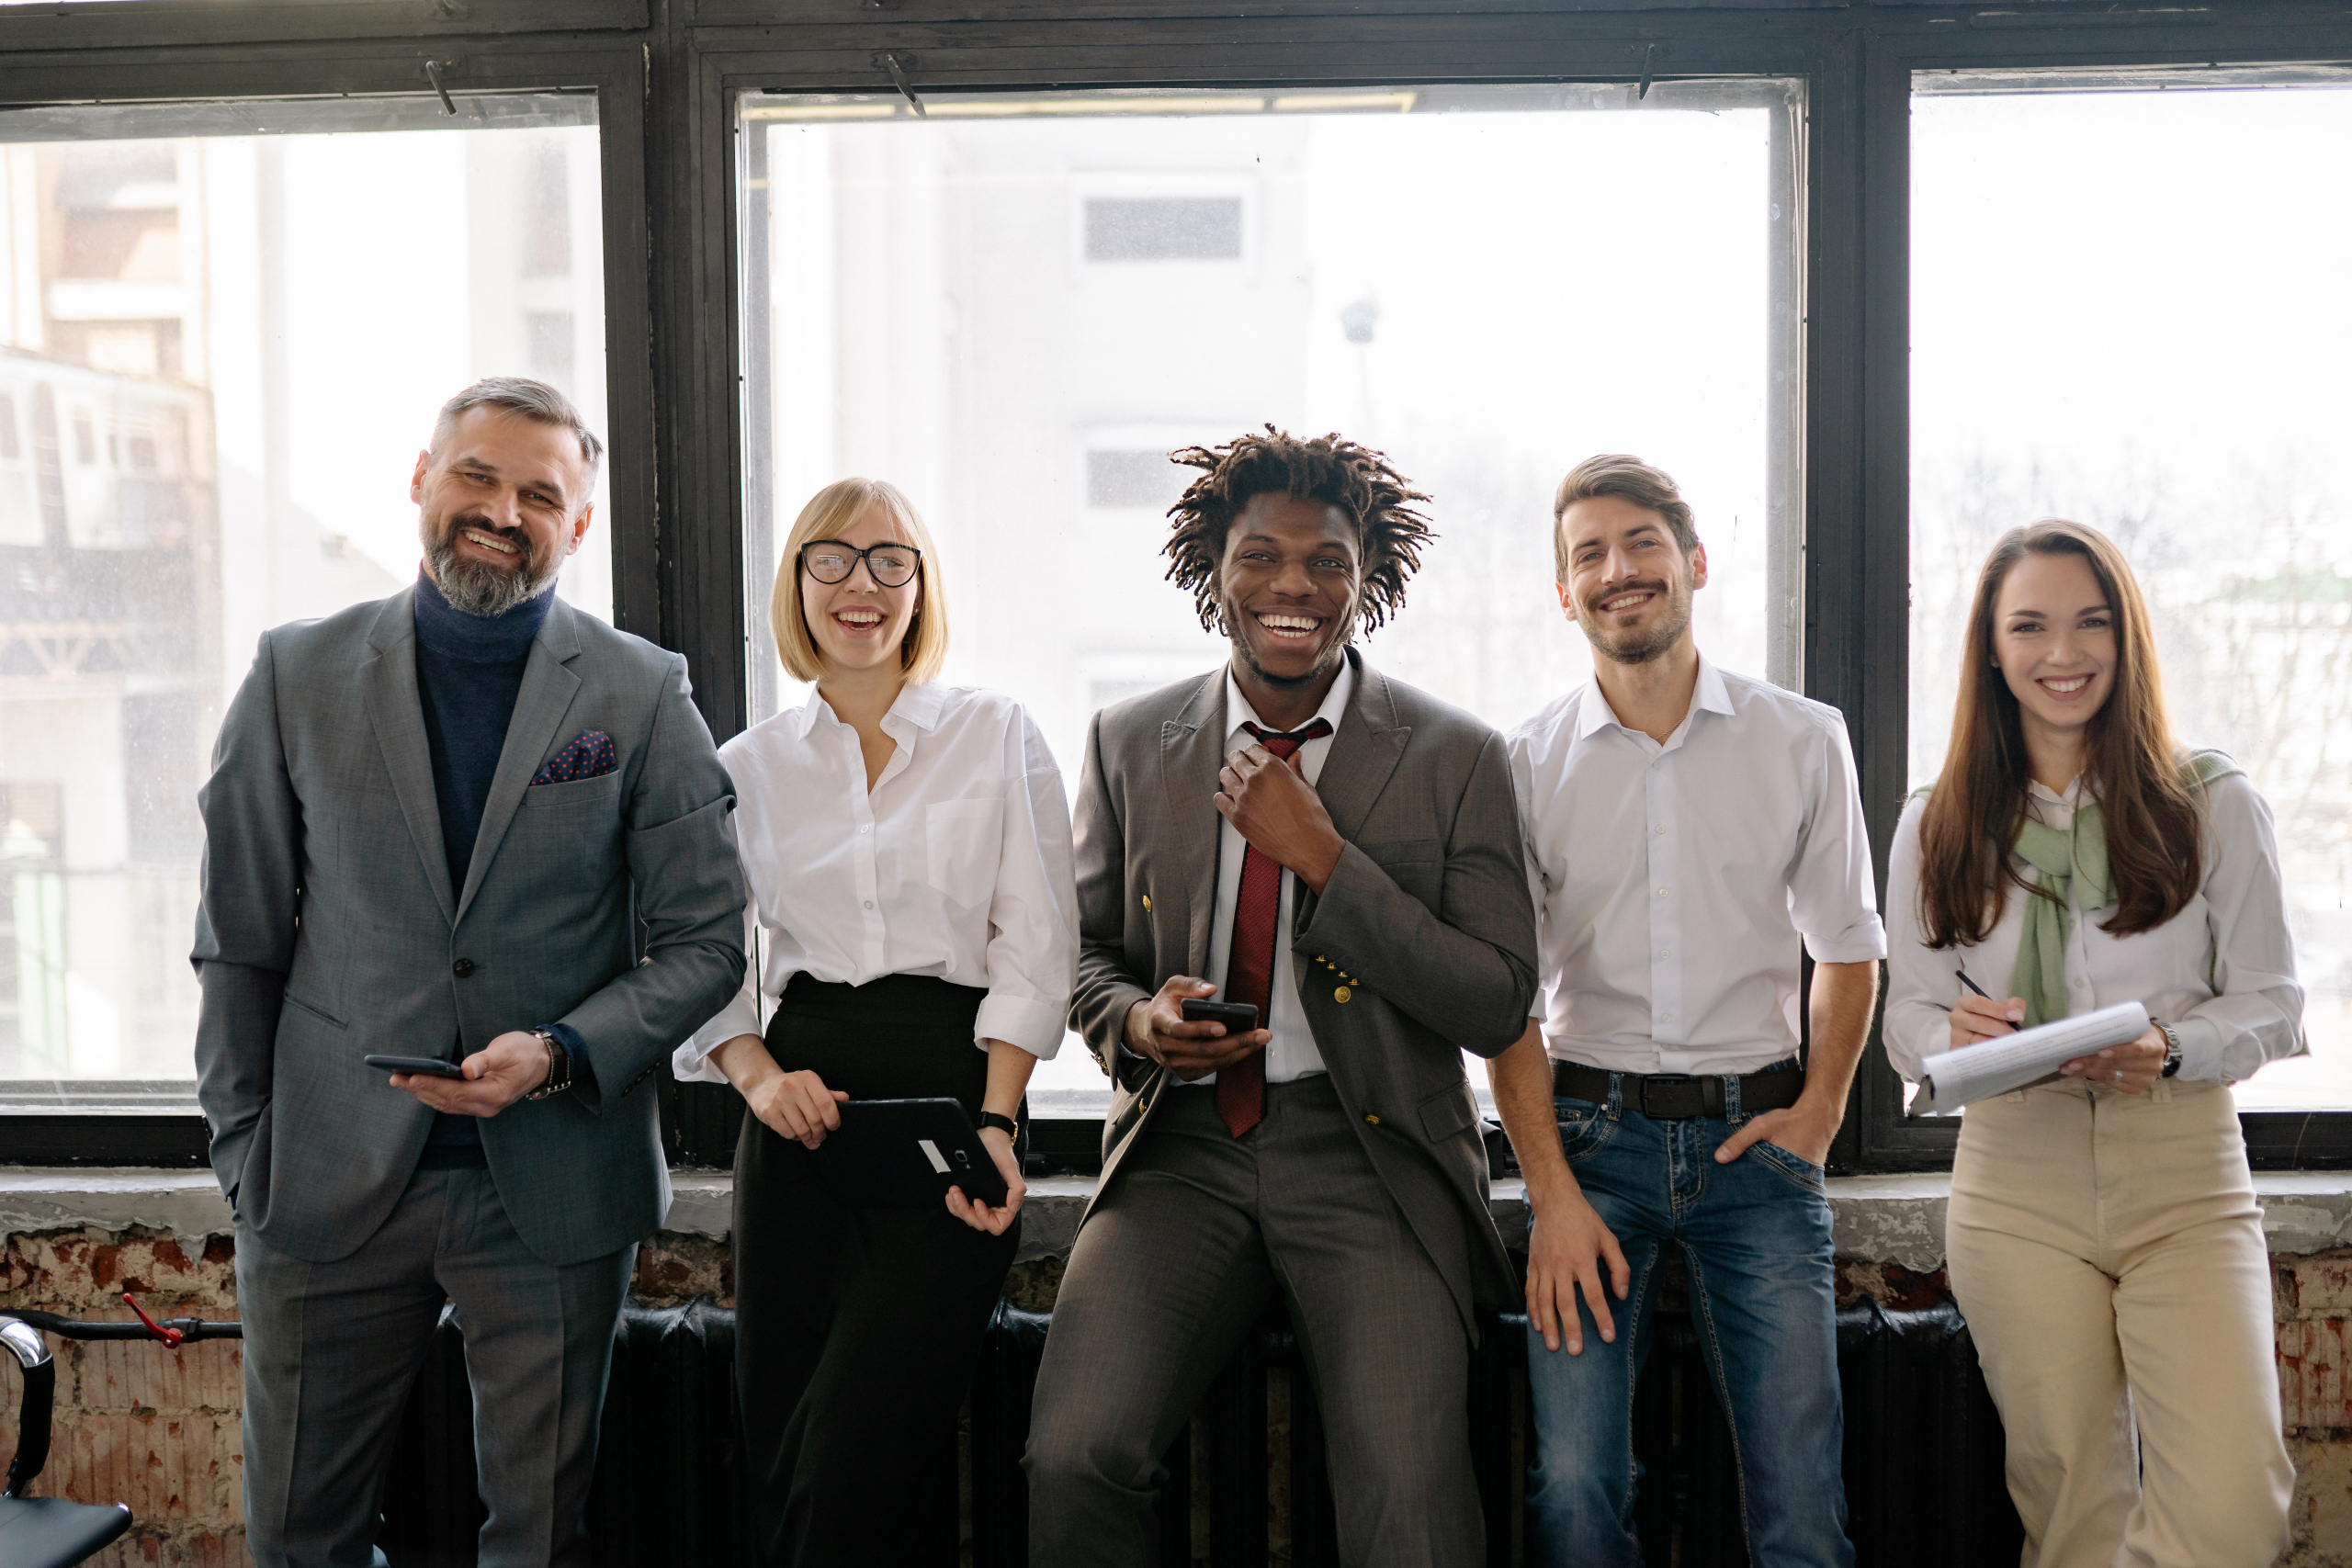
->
xmin=741 ymin=84 xmax=1804 ymax=1093
xmin=0 ymin=96 xmax=607 ymax=1101
xmin=1910 ymin=78 xmax=2352 ymax=1111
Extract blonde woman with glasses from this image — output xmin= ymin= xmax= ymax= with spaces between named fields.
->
xmin=675 ymin=478 xmax=1078 ymax=1564
xmin=1883 ymin=519 xmax=2299 ymax=1567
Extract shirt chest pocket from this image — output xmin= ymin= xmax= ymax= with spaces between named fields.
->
xmin=926 ymin=798 xmax=1004 ymax=908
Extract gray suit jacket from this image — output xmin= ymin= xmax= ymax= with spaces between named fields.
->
xmin=1069 ymin=649 xmax=1537 ymax=1332
xmin=192 ymin=586 xmax=745 ymax=1267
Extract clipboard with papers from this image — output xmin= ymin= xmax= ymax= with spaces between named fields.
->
xmin=1911 ymin=1001 xmax=2151 ymax=1115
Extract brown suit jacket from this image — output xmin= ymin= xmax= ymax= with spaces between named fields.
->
xmin=1067 ymin=649 xmax=1537 ymax=1332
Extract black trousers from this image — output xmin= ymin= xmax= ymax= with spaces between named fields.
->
xmin=734 ymin=973 xmax=1021 ymax=1567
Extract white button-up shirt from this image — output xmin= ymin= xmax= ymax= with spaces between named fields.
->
xmin=1883 ymin=773 xmax=2303 ymax=1085
xmin=1509 ymin=656 xmax=1887 ymax=1076
xmin=673 ymin=682 xmax=1079 ymax=1081
xmin=1186 ymin=660 xmax=1354 ymax=1084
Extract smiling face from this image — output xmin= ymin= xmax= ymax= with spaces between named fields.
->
xmin=801 ymin=502 xmax=922 ymax=677
xmin=412 ymin=405 xmax=594 ymax=616
xmin=1556 ymin=493 xmax=1707 ymax=666
xmin=1990 ymin=548 xmax=2117 ymax=748
xmin=1215 ymin=491 xmax=1363 ymax=690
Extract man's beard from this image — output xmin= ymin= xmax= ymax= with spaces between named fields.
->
xmin=1577 ymin=574 xmax=1694 ymax=667
xmin=1223 ymin=597 xmax=1351 ymax=689
xmin=423 ymin=512 xmax=560 ymax=617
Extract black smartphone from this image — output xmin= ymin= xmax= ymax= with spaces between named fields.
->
xmin=364 ymin=1054 xmax=466 ymax=1079
xmin=1180 ymin=998 xmax=1260 ymax=1034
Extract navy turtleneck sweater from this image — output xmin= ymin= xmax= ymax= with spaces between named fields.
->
xmin=412 ymin=570 xmax=586 ymax=1165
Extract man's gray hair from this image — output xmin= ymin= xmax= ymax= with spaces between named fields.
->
xmin=430 ymin=377 xmax=604 ymax=492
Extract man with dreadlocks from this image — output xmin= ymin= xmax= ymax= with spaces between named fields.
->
xmin=1023 ymin=427 xmax=1537 ymax=1567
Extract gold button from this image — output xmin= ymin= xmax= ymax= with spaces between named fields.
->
xmin=1364 ymin=1112 xmax=1380 ymax=1125
xmin=1142 ymin=894 xmax=1152 ymax=912
xmin=1334 ymin=986 xmax=1352 ymax=1003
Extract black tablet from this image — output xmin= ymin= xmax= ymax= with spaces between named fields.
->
xmin=809 ymin=1098 xmax=1009 ymax=1209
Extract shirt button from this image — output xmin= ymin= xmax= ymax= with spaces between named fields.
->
xmin=1659 ymin=949 xmax=1669 ymax=958
xmin=1657 ymin=887 xmax=1668 ymax=897
xmin=863 ymin=900 xmax=875 ymax=910
xmin=452 ymin=958 xmax=475 ymax=977
xmin=1655 ymin=825 xmax=1667 ymax=834
xmin=858 ymin=825 xmax=869 ymax=834
xmin=1660 ymin=1011 xmax=1674 ymax=1021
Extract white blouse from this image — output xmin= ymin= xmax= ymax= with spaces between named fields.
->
xmin=673 ymin=682 xmax=1079 ymax=1082
xmin=1883 ymin=771 xmax=2303 ymax=1085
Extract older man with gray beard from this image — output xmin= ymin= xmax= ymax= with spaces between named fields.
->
xmin=194 ymin=378 xmax=743 ymax=1565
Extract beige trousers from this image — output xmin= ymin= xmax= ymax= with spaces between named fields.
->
xmin=1947 ymin=1077 xmax=2291 ymax=1568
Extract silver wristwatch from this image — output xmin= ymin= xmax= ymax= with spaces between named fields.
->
xmin=2155 ymin=1020 xmax=2184 ymax=1078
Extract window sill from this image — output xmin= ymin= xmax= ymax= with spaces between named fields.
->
xmin=8 ymin=1168 xmax=2352 ymax=1271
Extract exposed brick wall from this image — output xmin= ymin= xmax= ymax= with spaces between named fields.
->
xmin=6 ymin=1227 xmax=2350 ymax=1565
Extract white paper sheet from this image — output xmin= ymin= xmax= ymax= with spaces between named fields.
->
xmin=1912 ymin=1000 xmax=2152 ymax=1115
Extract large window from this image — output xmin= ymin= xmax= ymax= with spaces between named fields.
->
xmin=1909 ymin=76 xmax=2352 ymax=1112
xmin=740 ymin=83 xmax=1804 ymax=1094
xmin=0 ymin=95 xmax=609 ymax=1107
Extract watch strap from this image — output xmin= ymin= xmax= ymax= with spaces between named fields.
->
xmin=2157 ymin=1021 xmax=2185 ymax=1078
xmin=525 ymin=1029 xmax=572 ymax=1100
xmin=976 ymin=1111 xmax=1020 ymax=1138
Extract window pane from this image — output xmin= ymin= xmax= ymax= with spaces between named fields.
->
xmin=1910 ymin=81 xmax=2352 ymax=1111
xmin=0 ymin=96 xmax=609 ymax=1103
xmin=741 ymin=85 xmax=1803 ymax=1097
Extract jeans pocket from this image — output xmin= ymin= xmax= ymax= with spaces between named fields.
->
xmin=1750 ymin=1138 xmax=1826 ymax=1193
xmin=1554 ymin=1100 xmax=1614 ymax=1163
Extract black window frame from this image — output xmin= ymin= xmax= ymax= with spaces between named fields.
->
xmin=0 ymin=0 xmax=2345 ymax=1174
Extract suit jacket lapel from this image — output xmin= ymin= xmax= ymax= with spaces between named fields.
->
xmin=1158 ymin=670 xmax=1227 ymax=976
xmin=455 ymin=598 xmax=584 ymax=924
xmin=361 ymin=589 xmax=456 ymax=927
xmin=1317 ymin=651 xmax=1410 ymax=843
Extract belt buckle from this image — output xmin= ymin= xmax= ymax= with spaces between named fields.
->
xmin=1639 ymin=1074 xmax=1696 ymax=1120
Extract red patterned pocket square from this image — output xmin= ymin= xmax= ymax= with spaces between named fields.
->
xmin=531 ymin=730 xmax=617 ymax=785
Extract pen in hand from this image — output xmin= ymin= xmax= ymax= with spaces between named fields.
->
xmin=1955 ymin=970 xmax=2022 ymax=1032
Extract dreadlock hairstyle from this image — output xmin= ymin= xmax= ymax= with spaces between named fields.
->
xmin=1162 ymin=425 xmax=1435 ymax=637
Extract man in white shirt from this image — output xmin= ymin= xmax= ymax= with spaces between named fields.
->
xmin=1494 ymin=455 xmax=1884 ymax=1568
xmin=1024 ymin=428 xmax=1538 ymax=1568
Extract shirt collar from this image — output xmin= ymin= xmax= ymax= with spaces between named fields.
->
xmin=1225 ymin=656 xmax=1356 ymax=744
xmin=787 ymin=679 xmax=949 ymax=740
xmin=1573 ymin=651 xmax=1731 ymax=741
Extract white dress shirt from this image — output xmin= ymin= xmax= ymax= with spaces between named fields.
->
xmin=1509 ymin=656 xmax=1887 ymax=1076
xmin=1883 ymin=773 xmax=2304 ymax=1085
xmin=1188 ymin=660 xmax=1356 ymax=1084
xmin=674 ymin=682 xmax=1079 ymax=1081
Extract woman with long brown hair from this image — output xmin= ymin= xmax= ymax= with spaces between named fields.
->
xmin=1883 ymin=519 xmax=2300 ymax=1566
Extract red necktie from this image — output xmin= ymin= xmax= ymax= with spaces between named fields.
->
xmin=1216 ymin=718 xmax=1333 ymax=1138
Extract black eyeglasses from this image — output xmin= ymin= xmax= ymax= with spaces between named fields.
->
xmin=799 ymin=538 xmax=922 ymax=589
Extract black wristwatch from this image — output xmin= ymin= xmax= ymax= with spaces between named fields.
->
xmin=2155 ymin=1021 xmax=2184 ymax=1078
xmin=976 ymin=1111 xmax=1020 ymax=1138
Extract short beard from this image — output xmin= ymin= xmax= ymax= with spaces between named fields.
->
xmin=1221 ymin=596 xmax=1352 ymax=689
xmin=1578 ymin=575 xmax=1694 ymax=668
xmin=423 ymin=513 xmax=560 ymax=617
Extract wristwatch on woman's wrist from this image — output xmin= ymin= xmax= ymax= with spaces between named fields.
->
xmin=2155 ymin=1021 xmax=2184 ymax=1078
xmin=976 ymin=1111 xmax=1020 ymax=1138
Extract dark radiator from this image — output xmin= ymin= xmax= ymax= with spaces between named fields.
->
xmin=381 ymin=1292 xmax=2023 ymax=1567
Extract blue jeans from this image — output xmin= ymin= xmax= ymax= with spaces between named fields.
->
xmin=1524 ymin=1067 xmax=1852 ymax=1568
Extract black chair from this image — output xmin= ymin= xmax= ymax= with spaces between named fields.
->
xmin=0 ymin=1317 xmax=131 ymax=1568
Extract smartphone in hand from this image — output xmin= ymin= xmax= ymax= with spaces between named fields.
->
xmin=364 ymin=1054 xmax=466 ymax=1079
xmin=1180 ymin=998 xmax=1260 ymax=1034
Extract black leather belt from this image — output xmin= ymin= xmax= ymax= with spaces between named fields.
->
xmin=1552 ymin=1059 xmax=1804 ymax=1120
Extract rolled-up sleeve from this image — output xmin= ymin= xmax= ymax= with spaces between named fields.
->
xmin=1788 ymin=713 xmax=1887 ymax=965
xmin=2177 ymin=773 xmax=2304 ymax=1083
xmin=976 ymin=718 xmax=1079 ymax=1058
